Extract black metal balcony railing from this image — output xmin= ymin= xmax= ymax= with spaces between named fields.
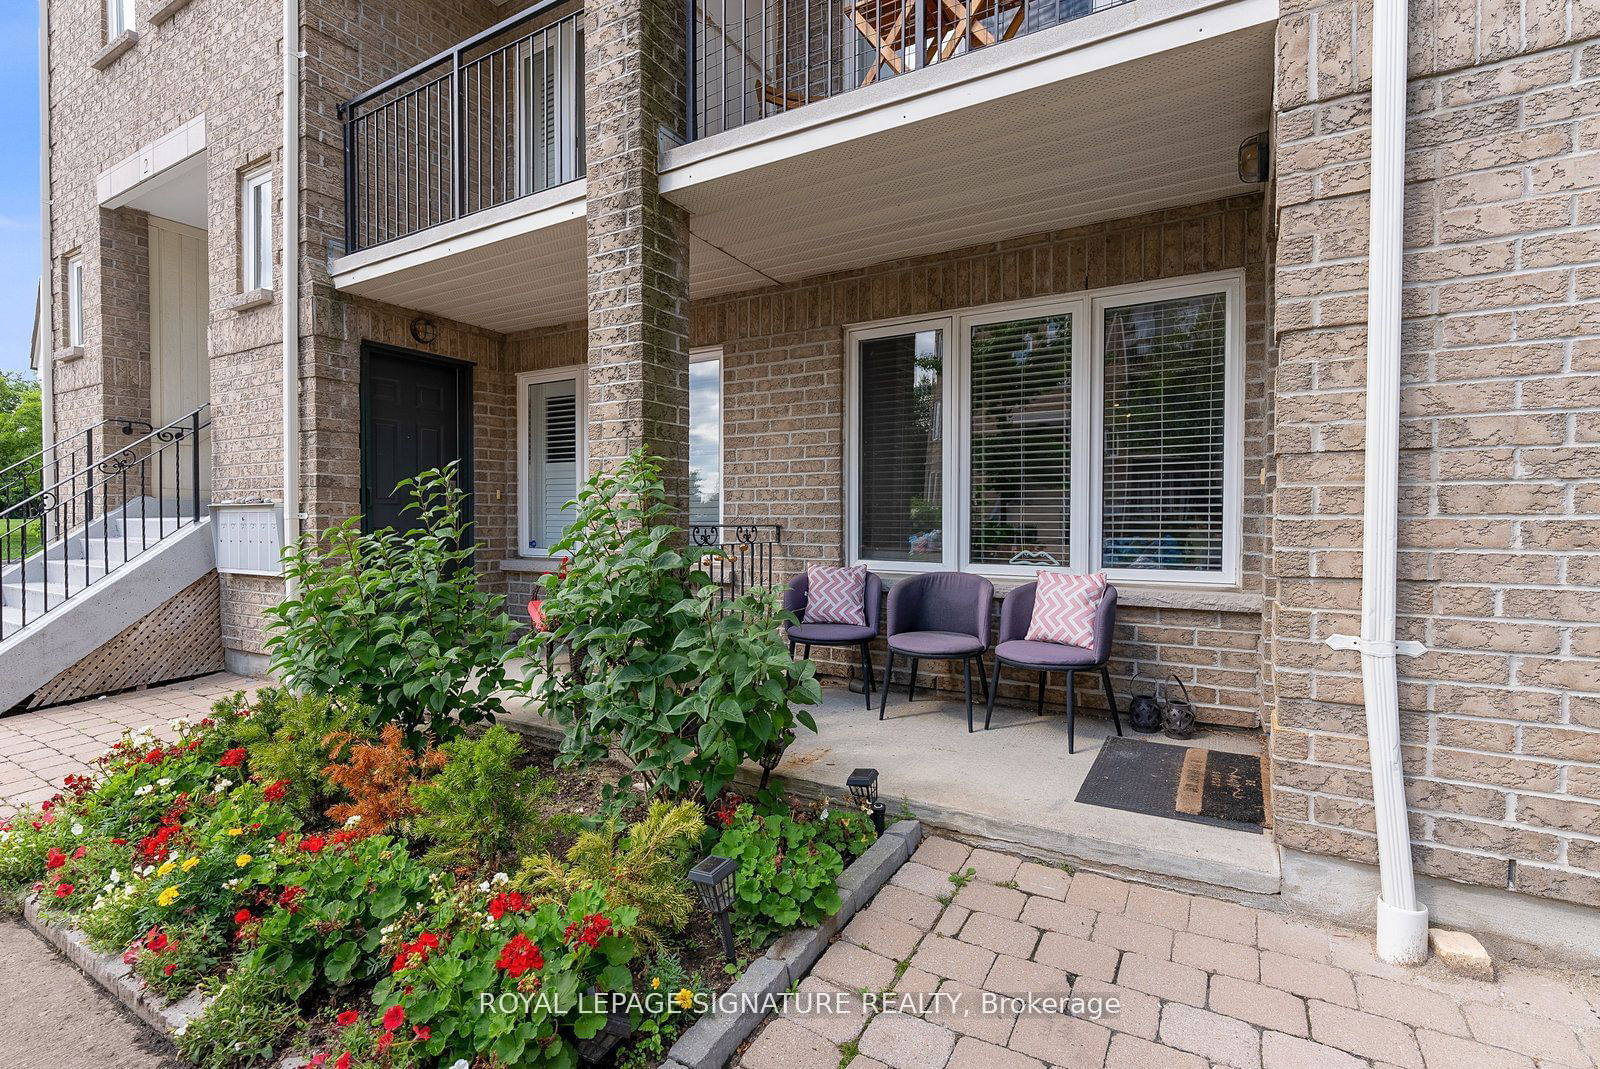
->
xmin=340 ymin=1 xmax=584 ymax=253
xmin=687 ymin=0 xmax=1134 ymax=139
xmin=691 ymin=523 xmax=783 ymax=601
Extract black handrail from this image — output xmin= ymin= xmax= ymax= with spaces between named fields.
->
xmin=691 ymin=523 xmax=783 ymax=601
xmin=0 ymin=417 xmax=151 ymax=508
xmin=0 ymin=404 xmax=210 ymax=644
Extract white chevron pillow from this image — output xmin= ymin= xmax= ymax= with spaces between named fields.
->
xmin=803 ymin=565 xmax=868 ymax=626
xmin=1025 ymin=571 xmax=1107 ymax=648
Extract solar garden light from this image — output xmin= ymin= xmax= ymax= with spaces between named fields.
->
xmin=575 ymin=1002 xmax=633 ymax=1064
xmin=689 ymin=854 xmax=739 ymax=962
xmin=847 ymin=767 xmax=886 ymax=835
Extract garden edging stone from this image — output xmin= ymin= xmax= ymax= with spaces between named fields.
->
xmin=663 ymin=819 xmax=924 ymax=1069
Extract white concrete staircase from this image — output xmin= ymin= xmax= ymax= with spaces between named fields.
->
xmin=0 ymin=498 xmax=215 ymax=713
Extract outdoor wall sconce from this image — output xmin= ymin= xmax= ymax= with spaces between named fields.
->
xmin=847 ymin=767 xmax=886 ymax=835
xmin=689 ymin=854 xmax=739 ymax=961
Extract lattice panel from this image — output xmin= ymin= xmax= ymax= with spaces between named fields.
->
xmin=26 ymin=572 xmax=225 ymax=710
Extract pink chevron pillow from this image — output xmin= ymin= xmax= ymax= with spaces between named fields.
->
xmin=803 ymin=565 xmax=868 ymax=626
xmin=1026 ymin=571 xmax=1108 ymax=648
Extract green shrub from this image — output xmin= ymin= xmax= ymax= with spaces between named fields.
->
xmin=218 ymin=688 xmax=368 ymax=823
xmin=538 ymin=449 xmax=820 ymax=802
xmin=266 ymin=463 xmax=528 ymax=745
xmin=516 ymin=799 xmax=704 ymax=944
xmin=175 ymin=962 xmax=302 ymax=1069
xmin=712 ymin=803 xmax=844 ymax=945
xmin=411 ymin=725 xmax=572 ymax=872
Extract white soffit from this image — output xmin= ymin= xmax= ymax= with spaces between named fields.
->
xmin=666 ymin=6 xmax=1276 ymax=297
xmin=99 ymin=115 xmax=208 ymax=228
xmin=330 ymin=181 xmax=587 ymax=334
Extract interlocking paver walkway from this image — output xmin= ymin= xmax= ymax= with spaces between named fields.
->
xmin=736 ymin=837 xmax=1600 ymax=1069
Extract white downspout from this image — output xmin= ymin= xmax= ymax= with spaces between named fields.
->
xmin=1332 ymin=0 xmax=1430 ymax=964
xmin=281 ymin=0 xmax=302 ymax=596
xmin=37 ymin=0 xmax=54 ymax=468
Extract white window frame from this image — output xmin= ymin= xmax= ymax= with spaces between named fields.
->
xmin=516 ymin=365 xmax=588 ymax=561
xmin=66 ymin=255 xmax=85 ymax=348
xmin=106 ymin=0 xmax=134 ymax=38
xmin=241 ymin=166 xmax=273 ymax=292
xmin=844 ymin=269 xmax=1244 ymax=588
xmin=689 ymin=345 xmax=724 ymax=528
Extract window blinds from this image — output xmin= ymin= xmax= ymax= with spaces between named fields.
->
xmin=858 ymin=330 xmax=944 ymax=561
xmin=1101 ymin=292 xmax=1227 ymax=573
xmin=528 ymin=378 xmax=578 ymax=552
xmin=968 ymin=314 xmax=1072 ymax=567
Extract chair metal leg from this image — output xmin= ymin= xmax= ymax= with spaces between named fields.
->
xmin=985 ymin=660 xmax=1003 ymax=729
xmin=879 ymin=650 xmax=895 ymax=719
xmin=976 ymin=657 xmax=990 ymax=704
xmin=803 ymin=643 xmax=811 ymax=659
xmin=1036 ymin=671 xmax=1046 ymax=716
xmin=963 ymin=657 xmax=974 ymax=733
xmin=1066 ymin=671 xmax=1077 ymax=755
xmin=789 ymin=639 xmax=796 ymax=657
xmin=860 ymin=644 xmax=875 ymax=708
xmin=907 ymin=658 xmax=919 ymax=703
xmin=1100 ymin=664 xmax=1123 ymax=737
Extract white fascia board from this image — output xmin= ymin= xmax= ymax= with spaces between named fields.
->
xmin=97 ymin=114 xmax=208 ymax=207
xmin=660 ymin=0 xmax=1278 ymax=194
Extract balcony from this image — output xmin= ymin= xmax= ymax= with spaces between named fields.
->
xmin=332 ymin=0 xmax=1276 ymax=331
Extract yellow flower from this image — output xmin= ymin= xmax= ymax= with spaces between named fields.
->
xmin=226 ymin=827 xmax=244 ymax=837
xmin=673 ymin=987 xmax=694 ymax=1010
xmin=650 ymin=977 xmax=661 ymax=990
xmin=180 ymin=857 xmax=200 ymax=872
xmin=156 ymin=886 xmax=180 ymax=907
xmin=156 ymin=861 xmax=176 ymax=877
xmin=235 ymin=854 xmax=253 ymax=868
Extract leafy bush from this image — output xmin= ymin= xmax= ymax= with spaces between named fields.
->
xmin=324 ymin=725 xmax=444 ymax=838
xmin=366 ymin=885 xmax=638 ymax=1068
xmin=815 ymin=803 xmax=880 ymax=863
xmin=516 ymin=800 xmax=704 ymax=944
xmin=411 ymin=725 xmax=572 ymax=872
xmin=538 ymin=449 xmax=820 ymax=801
xmin=175 ymin=962 xmax=303 ymax=1069
xmin=712 ymin=803 xmax=844 ymax=945
xmin=221 ymin=688 xmax=368 ymax=823
xmin=266 ymin=463 xmax=528 ymax=745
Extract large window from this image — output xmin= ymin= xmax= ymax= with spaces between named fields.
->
xmin=689 ymin=350 xmax=722 ymax=527
xmin=846 ymin=273 xmax=1241 ymax=585
xmin=518 ymin=368 xmax=585 ymax=557
xmin=241 ymin=166 xmax=273 ymax=292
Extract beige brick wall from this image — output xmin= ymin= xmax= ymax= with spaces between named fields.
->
xmin=1271 ymin=0 xmax=1600 ymax=906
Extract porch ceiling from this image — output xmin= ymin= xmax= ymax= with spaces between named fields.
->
xmin=669 ymin=17 xmax=1276 ymax=299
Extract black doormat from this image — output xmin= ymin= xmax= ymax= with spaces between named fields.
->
xmin=1075 ymin=737 xmax=1267 ymax=833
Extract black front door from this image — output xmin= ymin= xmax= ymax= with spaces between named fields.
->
xmin=360 ymin=344 xmax=471 ymax=533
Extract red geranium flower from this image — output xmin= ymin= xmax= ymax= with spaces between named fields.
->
xmin=335 ymin=1054 xmax=351 ymax=1069
xmin=218 ymin=747 xmax=247 ymax=768
xmin=487 ymin=891 xmax=528 ymax=920
xmin=278 ymin=885 xmax=305 ymax=912
xmin=336 ymin=1010 xmax=360 ymax=1027
xmin=382 ymin=1005 xmax=405 ymax=1031
xmin=234 ymin=909 xmax=253 ymax=926
xmin=146 ymin=931 xmax=170 ymax=952
xmin=45 ymin=848 xmax=66 ymax=870
xmin=563 ymin=913 xmax=613 ymax=949
xmin=307 ymin=1055 xmax=327 ymax=1069
xmin=300 ymin=835 xmax=325 ymax=854
xmin=163 ymin=964 xmax=177 ymax=976
xmin=413 ymin=1025 xmax=430 ymax=1041
xmin=263 ymin=779 xmax=289 ymax=803
xmin=494 ymin=933 xmax=545 ymax=978
xmin=54 ymin=883 xmax=73 ymax=898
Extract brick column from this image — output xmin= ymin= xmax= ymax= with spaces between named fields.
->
xmin=583 ymin=0 xmax=692 ymax=516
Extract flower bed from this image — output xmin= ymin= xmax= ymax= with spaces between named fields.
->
xmin=0 ymin=689 xmax=885 ymax=1069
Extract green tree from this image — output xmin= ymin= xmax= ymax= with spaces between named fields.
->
xmin=0 ymin=371 xmax=42 ymax=474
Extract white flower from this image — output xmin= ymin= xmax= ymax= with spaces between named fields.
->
xmin=450 ymin=1061 xmax=470 ymax=1069
xmin=491 ymin=871 xmax=509 ymax=885
xmin=134 ymin=785 xmax=154 ymax=797
xmin=344 ymin=814 xmax=362 ymax=827
xmin=71 ymin=823 xmax=84 ymax=836
xmin=108 ymin=869 xmax=121 ymax=885
xmin=168 ymin=718 xmax=189 ymax=733
xmin=213 ymin=777 xmax=233 ymax=793
xmin=477 ymin=880 xmax=490 ymax=893
xmin=156 ymin=778 xmax=172 ymax=788
xmin=225 ymin=878 xmax=240 ymax=889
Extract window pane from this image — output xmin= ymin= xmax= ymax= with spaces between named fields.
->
xmin=527 ymin=377 xmax=578 ymax=553
xmin=67 ymin=259 xmax=84 ymax=347
xmin=689 ymin=358 xmax=721 ymax=528
xmin=858 ymin=330 xmax=942 ymax=561
xmin=249 ymin=176 xmax=272 ymax=290
xmin=969 ymin=313 xmax=1071 ymax=567
xmin=1102 ymin=292 xmax=1227 ymax=573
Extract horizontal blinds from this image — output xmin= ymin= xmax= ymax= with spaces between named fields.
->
xmin=528 ymin=378 xmax=578 ymax=553
xmin=1101 ymin=292 xmax=1226 ymax=573
xmin=859 ymin=330 xmax=943 ymax=561
xmin=968 ymin=314 xmax=1071 ymax=568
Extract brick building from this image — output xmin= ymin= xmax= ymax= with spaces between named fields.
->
xmin=16 ymin=0 xmax=1600 ymax=963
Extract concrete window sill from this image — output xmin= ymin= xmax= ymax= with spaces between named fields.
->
xmin=150 ymin=0 xmax=195 ymax=24
xmin=54 ymin=345 xmax=84 ymax=363
xmin=498 ymin=557 xmax=568 ymax=574
xmin=227 ymin=288 xmax=275 ymax=313
xmin=90 ymin=30 xmax=138 ymax=71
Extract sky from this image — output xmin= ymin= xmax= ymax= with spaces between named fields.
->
xmin=0 ymin=6 xmax=38 ymax=378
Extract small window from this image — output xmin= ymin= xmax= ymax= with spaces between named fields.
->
xmin=689 ymin=351 xmax=722 ymax=528
xmin=66 ymin=255 xmax=84 ymax=348
xmin=518 ymin=369 xmax=586 ymax=556
xmin=241 ymin=167 xmax=273 ymax=292
xmin=106 ymin=0 xmax=134 ymax=37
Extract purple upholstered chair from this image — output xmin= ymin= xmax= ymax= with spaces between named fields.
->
xmin=783 ymin=571 xmax=884 ymax=708
xmin=880 ymin=572 xmax=994 ymax=732
xmin=985 ymin=582 xmax=1122 ymax=753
